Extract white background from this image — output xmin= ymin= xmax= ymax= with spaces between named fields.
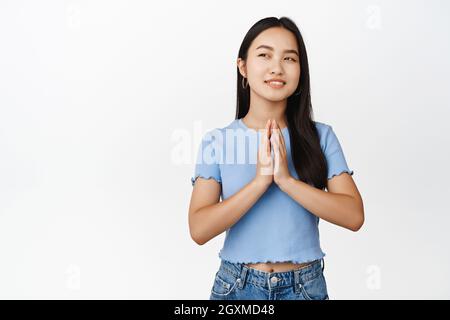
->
xmin=0 ymin=0 xmax=449 ymax=299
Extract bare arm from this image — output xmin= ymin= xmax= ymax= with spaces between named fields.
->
xmin=269 ymin=119 xmax=364 ymax=232
xmin=277 ymin=173 xmax=365 ymax=232
xmin=188 ymin=178 xmax=269 ymax=245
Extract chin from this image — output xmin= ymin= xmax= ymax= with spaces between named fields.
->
xmin=262 ymin=93 xmax=289 ymax=102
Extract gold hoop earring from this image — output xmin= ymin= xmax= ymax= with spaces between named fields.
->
xmin=242 ymin=77 xmax=248 ymax=89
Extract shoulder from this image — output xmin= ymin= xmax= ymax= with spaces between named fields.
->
xmin=312 ymin=120 xmax=333 ymax=141
xmin=312 ymin=121 xmax=342 ymax=154
xmin=197 ymin=120 xmax=239 ymax=149
xmin=206 ymin=119 xmax=238 ymax=133
xmin=202 ymin=119 xmax=240 ymax=140
xmin=221 ymin=119 xmax=240 ymax=131
xmin=313 ymin=120 xmax=332 ymax=132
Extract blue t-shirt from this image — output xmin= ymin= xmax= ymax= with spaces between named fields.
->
xmin=190 ymin=118 xmax=354 ymax=264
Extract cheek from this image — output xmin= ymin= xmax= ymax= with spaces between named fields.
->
xmin=247 ymin=59 xmax=266 ymax=74
xmin=247 ymin=69 xmax=267 ymax=87
xmin=288 ymin=69 xmax=301 ymax=86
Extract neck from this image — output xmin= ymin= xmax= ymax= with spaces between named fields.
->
xmin=242 ymin=92 xmax=288 ymax=130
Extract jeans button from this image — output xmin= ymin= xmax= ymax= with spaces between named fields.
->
xmin=270 ymin=276 xmax=278 ymax=284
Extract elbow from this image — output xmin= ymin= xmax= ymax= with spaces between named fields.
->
xmin=348 ymin=199 xmax=365 ymax=232
xmin=189 ymin=227 xmax=208 ymax=246
xmin=189 ymin=210 xmax=206 ymax=245
xmin=349 ymin=212 xmax=365 ymax=232
xmin=191 ymin=233 xmax=207 ymax=246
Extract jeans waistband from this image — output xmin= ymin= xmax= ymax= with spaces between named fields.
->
xmin=218 ymin=258 xmax=325 ymax=291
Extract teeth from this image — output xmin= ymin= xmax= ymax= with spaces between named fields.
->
xmin=267 ymin=81 xmax=284 ymax=85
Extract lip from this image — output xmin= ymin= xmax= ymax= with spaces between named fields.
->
xmin=265 ymin=79 xmax=286 ymax=84
xmin=265 ymin=79 xmax=286 ymax=89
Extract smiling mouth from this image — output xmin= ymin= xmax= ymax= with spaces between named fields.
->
xmin=264 ymin=80 xmax=286 ymax=88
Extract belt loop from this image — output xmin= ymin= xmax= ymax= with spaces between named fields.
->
xmin=238 ymin=264 xmax=248 ymax=289
xmin=293 ymin=269 xmax=301 ymax=293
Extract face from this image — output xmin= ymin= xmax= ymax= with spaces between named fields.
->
xmin=237 ymin=27 xmax=301 ymax=101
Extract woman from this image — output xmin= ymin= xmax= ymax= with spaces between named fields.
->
xmin=188 ymin=16 xmax=364 ymax=300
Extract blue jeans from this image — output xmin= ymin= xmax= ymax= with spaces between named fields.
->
xmin=209 ymin=258 xmax=329 ymax=300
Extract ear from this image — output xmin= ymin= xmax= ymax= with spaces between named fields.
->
xmin=237 ymin=58 xmax=247 ymax=78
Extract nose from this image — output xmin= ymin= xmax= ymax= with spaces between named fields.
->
xmin=270 ymin=63 xmax=283 ymax=75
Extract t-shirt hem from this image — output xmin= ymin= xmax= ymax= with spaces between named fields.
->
xmin=328 ymin=169 xmax=354 ymax=180
xmin=218 ymin=250 xmax=326 ymax=265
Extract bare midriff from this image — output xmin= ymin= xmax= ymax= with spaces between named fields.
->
xmin=244 ymin=261 xmax=314 ymax=273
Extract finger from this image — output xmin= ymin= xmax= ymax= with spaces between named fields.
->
xmin=272 ymin=120 xmax=279 ymax=138
xmin=271 ymin=133 xmax=278 ymax=152
xmin=260 ymin=135 xmax=270 ymax=166
xmin=270 ymin=130 xmax=279 ymax=151
xmin=270 ymin=119 xmax=276 ymax=154
xmin=262 ymin=119 xmax=267 ymax=149
xmin=274 ymin=121 xmax=286 ymax=153
xmin=272 ymin=121 xmax=280 ymax=146
xmin=268 ymin=119 xmax=274 ymax=141
xmin=272 ymin=137 xmax=280 ymax=173
xmin=267 ymin=120 xmax=273 ymax=156
xmin=278 ymin=128 xmax=286 ymax=155
xmin=262 ymin=121 xmax=273 ymax=164
xmin=273 ymin=136 xmax=280 ymax=155
xmin=280 ymin=126 xmax=286 ymax=149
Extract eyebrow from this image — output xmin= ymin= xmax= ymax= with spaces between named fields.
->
xmin=255 ymin=45 xmax=299 ymax=57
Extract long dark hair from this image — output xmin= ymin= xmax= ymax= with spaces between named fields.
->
xmin=235 ymin=16 xmax=328 ymax=190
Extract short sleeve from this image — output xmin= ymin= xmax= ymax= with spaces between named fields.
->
xmin=322 ymin=125 xmax=354 ymax=180
xmin=190 ymin=129 xmax=223 ymax=186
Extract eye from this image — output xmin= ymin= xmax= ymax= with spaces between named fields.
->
xmin=258 ymin=53 xmax=296 ymax=62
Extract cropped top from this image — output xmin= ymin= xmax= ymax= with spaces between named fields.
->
xmin=190 ymin=118 xmax=354 ymax=264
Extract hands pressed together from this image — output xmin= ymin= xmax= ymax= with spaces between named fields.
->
xmin=255 ymin=119 xmax=293 ymax=189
